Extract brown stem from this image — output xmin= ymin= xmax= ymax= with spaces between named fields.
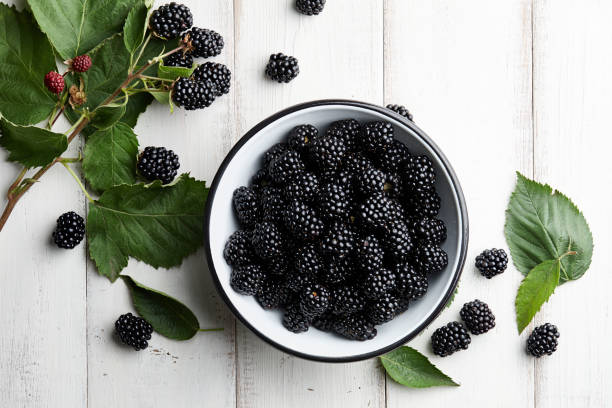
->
xmin=6 ymin=168 xmax=27 ymax=200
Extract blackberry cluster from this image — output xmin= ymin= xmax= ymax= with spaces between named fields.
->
xmin=475 ymin=248 xmax=508 ymax=278
xmin=431 ymin=321 xmax=471 ymax=357
xmin=527 ymin=323 xmax=560 ymax=357
xmin=137 ymin=146 xmax=180 ymax=184
xmin=296 ymin=0 xmax=326 ymax=15
xmin=225 ymin=119 xmax=448 ymax=341
xmin=115 ymin=313 xmax=153 ymax=351
xmin=460 ymin=299 xmax=495 ymax=335
xmin=149 ymin=2 xmax=193 ymax=39
xmin=265 ymin=53 xmax=300 ymax=83
xmin=52 ymin=211 xmax=85 ymax=249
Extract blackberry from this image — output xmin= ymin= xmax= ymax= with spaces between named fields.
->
xmin=383 ymin=173 xmax=405 ymax=199
xmin=431 ymin=322 xmax=471 ymax=357
xmin=362 ymin=121 xmax=394 ymax=154
xmin=415 ymin=242 xmax=448 ymax=275
xmin=69 ymin=55 xmax=92 ymax=73
xmin=223 ymin=230 xmax=255 ymax=266
xmin=296 ymin=0 xmax=326 ymax=15
xmin=309 ymin=136 xmax=347 ymax=173
xmin=256 ymin=278 xmax=290 ymax=309
xmin=259 ymin=186 xmax=285 ymax=223
xmin=230 ymin=264 xmax=266 ymax=295
xmin=52 ymin=211 xmax=85 ymax=249
xmin=316 ymin=182 xmax=351 ymax=222
xmin=251 ymin=222 xmax=284 ymax=259
xmin=299 ymin=284 xmax=330 ymax=318
xmin=355 ymin=235 xmax=384 ymax=272
xmin=527 ymin=323 xmax=560 ymax=358
xmin=283 ymin=200 xmax=324 ymax=241
xmin=331 ymin=285 xmax=366 ymax=315
xmin=386 ymin=104 xmax=413 ymax=121
xmin=343 ymin=152 xmax=372 ymax=175
xmin=266 ymin=255 xmax=290 ymax=276
xmin=288 ymin=124 xmax=319 ymax=152
xmin=268 ymin=150 xmax=305 ymax=184
xmin=412 ymin=217 xmax=447 ymax=245
xmin=283 ymin=303 xmax=311 ymax=333
xmin=286 ymin=269 xmax=315 ymax=293
xmin=333 ymin=313 xmax=377 ymax=341
xmin=115 ymin=313 xmax=153 ymax=351
xmin=475 ymin=248 xmax=508 ymax=279
xmin=403 ymin=155 xmax=436 ymax=192
xmin=232 ymin=186 xmax=260 ymax=228
xmin=326 ymin=119 xmax=361 ymax=152
xmin=263 ymin=143 xmax=289 ymax=170
xmin=137 ymin=146 xmax=180 ymax=184
xmin=44 ymin=71 xmax=64 ymax=94
xmin=460 ymin=299 xmax=496 ymax=335
xmin=376 ymin=140 xmax=410 ymax=173
xmin=293 ymin=244 xmax=324 ymax=277
xmin=265 ymin=53 xmax=299 ymax=83
xmin=171 ymin=77 xmax=216 ymax=110
xmin=251 ymin=168 xmax=272 ymax=193
xmin=163 ymin=52 xmax=193 ymax=68
xmin=386 ymin=198 xmax=406 ymax=221
xmin=283 ymin=171 xmax=319 ymax=202
xmin=406 ymin=189 xmax=441 ymax=218
xmin=320 ymin=222 xmax=355 ymax=260
xmin=322 ymin=257 xmax=355 ymax=284
xmin=395 ymin=294 xmax=411 ymax=315
xmin=149 ymin=2 xmax=193 ymax=39
xmin=191 ymin=62 xmax=231 ymax=96
xmin=312 ymin=313 xmax=336 ymax=332
xmin=357 ymin=167 xmax=386 ymax=196
xmin=366 ymin=293 xmax=399 ymax=325
xmin=382 ymin=219 xmax=413 ymax=262
xmin=357 ymin=193 xmax=390 ymax=231
xmin=181 ymin=27 xmax=224 ymax=58
xmin=394 ymin=263 xmax=428 ymax=300
xmin=361 ymin=268 xmax=396 ymax=299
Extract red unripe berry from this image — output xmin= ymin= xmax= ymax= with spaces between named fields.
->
xmin=44 ymin=71 xmax=65 ymax=94
xmin=71 ymin=55 xmax=92 ymax=73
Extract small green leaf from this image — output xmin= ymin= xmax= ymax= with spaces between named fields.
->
xmin=505 ymin=172 xmax=593 ymax=283
xmin=515 ymin=259 xmax=560 ymax=334
xmin=0 ymin=4 xmax=56 ymax=125
xmin=120 ymin=275 xmax=200 ymax=340
xmin=158 ymin=63 xmax=196 ymax=81
xmin=446 ymin=285 xmax=459 ymax=309
xmin=87 ymin=174 xmax=208 ymax=281
xmin=381 ymin=346 xmax=458 ymax=388
xmin=151 ymin=91 xmax=171 ymax=105
xmin=83 ymin=123 xmax=138 ymax=192
xmin=0 ymin=118 xmax=67 ymax=167
xmin=123 ymin=1 xmax=149 ymax=55
xmin=90 ymin=95 xmax=128 ymax=130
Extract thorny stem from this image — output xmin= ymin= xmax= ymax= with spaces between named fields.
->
xmin=61 ymin=161 xmax=93 ymax=203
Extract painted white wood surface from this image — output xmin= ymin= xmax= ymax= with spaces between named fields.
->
xmin=0 ymin=0 xmax=610 ymax=407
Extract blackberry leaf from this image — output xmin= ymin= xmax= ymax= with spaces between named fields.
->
xmin=158 ymin=62 xmax=197 ymax=80
xmin=0 ymin=119 xmax=67 ymax=167
xmin=380 ymin=346 xmax=458 ymax=388
xmin=515 ymin=259 xmax=560 ymax=334
xmin=123 ymin=1 xmax=149 ymax=54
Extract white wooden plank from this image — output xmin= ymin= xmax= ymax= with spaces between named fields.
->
xmin=532 ymin=1 xmax=612 ymax=406
xmin=85 ymin=1 xmax=237 ymax=407
xmin=384 ymin=1 xmax=534 ymax=406
xmin=234 ymin=1 xmax=386 ymax=407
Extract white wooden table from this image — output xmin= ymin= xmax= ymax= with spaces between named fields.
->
xmin=1 ymin=0 xmax=611 ymax=406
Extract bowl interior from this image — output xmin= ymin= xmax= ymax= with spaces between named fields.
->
xmin=207 ymin=102 xmax=467 ymax=361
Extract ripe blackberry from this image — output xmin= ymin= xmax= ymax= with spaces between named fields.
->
xmin=266 ymin=255 xmax=290 ymax=276
xmin=283 ymin=171 xmax=320 ymax=202
xmin=361 ymin=268 xmax=396 ymax=299
xmin=460 ymin=299 xmax=496 ymax=335
xmin=355 ymin=235 xmax=384 ymax=272
xmin=299 ymin=284 xmax=330 ymax=318
xmin=475 ymin=248 xmax=508 ymax=279
xmin=44 ymin=71 xmax=64 ymax=94
xmin=415 ymin=242 xmax=448 ymax=275
xmin=52 ymin=211 xmax=85 ymax=249
xmin=283 ymin=200 xmax=324 ymax=241
xmin=322 ymin=257 xmax=355 ymax=285
xmin=296 ymin=0 xmax=326 ymax=15
xmin=163 ymin=52 xmax=193 ymax=68
xmin=376 ymin=140 xmax=410 ymax=173
xmin=382 ymin=219 xmax=413 ymax=262
xmin=223 ymin=230 xmax=255 ymax=266
xmin=191 ymin=62 xmax=231 ymax=96
xmin=362 ymin=121 xmax=394 ymax=154
xmin=259 ymin=186 xmax=285 ymax=223
xmin=406 ymin=189 xmax=441 ymax=218
xmin=394 ymin=263 xmax=428 ymax=300
xmin=171 ymin=77 xmax=216 ymax=110
xmin=317 ymin=182 xmax=350 ymax=221
xmin=431 ymin=322 xmax=471 ymax=357
xmin=333 ymin=313 xmax=377 ymax=341
xmin=357 ymin=193 xmax=390 ymax=231
xmin=312 ymin=313 xmax=336 ymax=332
xmin=149 ymin=2 xmax=193 ymax=39
xmin=412 ymin=217 xmax=447 ymax=245
xmin=256 ymin=278 xmax=290 ymax=310
xmin=265 ymin=53 xmax=299 ymax=83
xmin=293 ymin=244 xmax=324 ymax=277
xmin=137 ymin=146 xmax=180 ymax=184
xmin=403 ymin=155 xmax=436 ymax=192
xmin=366 ymin=293 xmax=399 ymax=325
xmin=283 ymin=303 xmax=311 ymax=333
xmin=181 ymin=27 xmax=224 ymax=58
xmin=357 ymin=167 xmax=386 ymax=196
xmin=251 ymin=168 xmax=272 ymax=193
xmin=343 ymin=152 xmax=372 ymax=175
xmin=251 ymin=222 xmax=284 ymax=259
xmin=232 ymin=186 xmax=260 ymax=228
xmin=309 ymin=135 xmax=347 ymax=173
xmin=263 ymin=143 xmax=289 ymax=170
xmin=326 ymin=119 xmax=361 ymax=152
xmin=386 ymin=104 xmax=413 ymax=121
xmin=386 ymin=198 xmax=406 ymax=221
xmin=268 ymin=150 xmax=305 ymax=184
xmin=395 ymin=294 xmax=411 ymax=315
xmin=320 ymin=222 xmax=355 ymax=260
xmin=115 ymin=313 xmax=153 ymax=351
xmin=527 ymin=323 xmax=560 ymax=358
xmin=331 ymin=285 xmax=366 ymax=315
xmin=288 ymin=124 xmax=319 ymax=152
xmin=230 ymin=264 xmax=266 ymax=296
xmin=69 ymin=55 xmax=92 ymax=73
xmin=383 ymin=173 xmax=405 ymax=199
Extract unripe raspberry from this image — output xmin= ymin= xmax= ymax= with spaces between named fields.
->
xmin=44 ymin=71 xmax=64 ymax=94
xmin=71 ymin=55 xmax=92 ymax=72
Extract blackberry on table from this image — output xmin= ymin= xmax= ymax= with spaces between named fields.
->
xmin=296 ymin=0 xmax=326 ymax=15
xmin=52 ymin=211 xmax=85 ymax=249
xmin=326 ymin=119 xmax=361 ymax=152
xmin=386 ymin=104 xmax=413 ymax=121
xmin=362 ymin=121 xmax=394 ymax=154
xmin=317 ymin=182 xmax=350 ymax=221
xmin=475 ymin=248 xmax=508 ymax=279
xmin=394 ymin=263 xmax=428 ymax=300
xmin=382 ymin=219 xmax=413 ymax=262
xmin=44 ymin=71 xmax=64 ymax=94
xmin=355 ymin=235 xmax=384 ymax=272
xmin=283 ymin=200 xmax=324 ymax=241
xmin=320 ymin=222 xmax=355 ymax=260
xmin=269 ymin=150 xmax=305 ymax=184
xmin=265 ymin=53 xmax=299 ymax=83
xmin=164 ymin=52 xmax=193 ymax=68
xmin=288 ymin=124 xmax=319 ymax=152
xmin=137 ymin=146 xmax=180 ymax=184
xmin=223 ymin=230 xmax=254 ymax=266
xmin=309 ymin=135 xmax=347 ymax=173
xmin=366 ymin=293 xmax=399 ymax=325
xmin=411 ymin=217 xmax=447 ymax=245
xmin=115 ymin=313 xmax=153 ymax=351
xmin=333 ymin=313 xmax=377 ymax=341
xmin=232 ymin=186 xmax=260 ymax=228
xmin=283 ymin=171 xmax=320 ymax=202
xmin=259 ymin=186 xmax=285 ymax=223
xmin=460 ymin=299 xmax=496 ymax=335
xmin=415 ymin=242 xmax=448 ymax=275
xmin=251 ymin=222 xmax=284 ymax=259
xmin=431 ymin=321 xmax=471 ymax=357
xmin=171 ymin=77 xmax=216 ymax=110
xmin=256 ymin=278 xmax=290 ymax=310
xmin=181 ymin=27 xmax=224 ymax=58
xmin=527 ymin=323 xmax=560 ymax=358
xmin=299 ymin=284 xmax=330 ymax=318
xmin=283 ymin=303 xmax=311 ymax=333
xmin=357 ymin=193 xmax=390 ymax=231
xmin=149 ymin=2 xmax=193 ymax=39
xmin=403 ymin=155 xmax=436 ymax=192
xmin=230 ymin=264 xmax=266 ymax=296
xmin=361 ymin=267 xmax=396 ymax=299
xmin=357 ymin=167 xmax=386 ymax=196
xmin=406 ymin=189 xmax=441 ymax=218
xmin=376 ymin=140 xmax=410 ymax=173
xmin=191 ymin=62 xmax=231 ymax=96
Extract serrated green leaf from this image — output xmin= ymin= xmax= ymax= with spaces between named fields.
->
xmin=87 ymin=174 xmax=208 ymax=281
xmin=120 ymin=275 xmax=200 ymax=340
xmin=0 ymin=4 xmax=56 ymax=125
xmin=27 ymin=0 xmax=141 ymax=60
xmin=0 ymin=118 xmax=67 ymax=167
xmin=505 ymin=172 xmax=593 ymax=283
xmin=123 ymin=1 xmax=149 ymax=55
xmin=158 ymin=63 xmax=196 ymax=81
xmin=381 ymin=346 xmax=458 ymax=388
xmin=515 ymin=259 xmax=560 ymax=334
xmin=82 ymin=123 xmax=138 ymax=192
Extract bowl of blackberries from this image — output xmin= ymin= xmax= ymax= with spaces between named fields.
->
xmin=205 ymin=100 xmax=468 ymax=362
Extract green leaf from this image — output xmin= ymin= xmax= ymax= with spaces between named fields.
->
xmin=90 ymin=94 xmax=128 ymax=130
xmin=158 ymin=63 xmax=196 ymax=81
xmin=27 ymin=0 xmax=141 ymax=60
xmin=0 ymin=4 xmax=56 ymax=125
xmin=446 ymin=285 xmax=459 ymax=309
xmin=151 ymin=91 xmax=171 ymax=105
xmin=82 ymin=123 xmax=138 ymax=192
xmin=380 ymin=346 xmax=459 ymax=388
xmin=505 ymin=172 xmax=593 ymax=283
xmin=120 ymin=275 xmax=200 ymax=340
xmin=123 ymin=1 xmax=149 ymax=55
xmin=87 ymin=174 xmax=208 ymax=281
xmin=515 ymin=259 xmax=560 ymax=334
xmin=0 ymin=118 xmax=67 ymax=167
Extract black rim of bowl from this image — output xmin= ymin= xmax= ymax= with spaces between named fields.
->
xmin=204 ymin=99 xmax=469 ymax=363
